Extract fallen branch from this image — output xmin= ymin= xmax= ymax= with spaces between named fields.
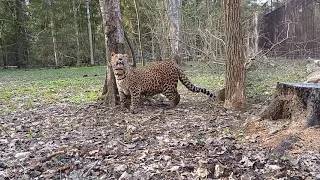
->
xmin=0 ymin=125 xmax=11 ymax=138
xmin=57 ymin=163 xmax=75 ymax=172
xmin=270 ymin=135 xmax=300 ymax=159
xmin=83 ymin=160 xmax=101 ymax=177
xmin=41 ymin=150 xmax=65 ymax=163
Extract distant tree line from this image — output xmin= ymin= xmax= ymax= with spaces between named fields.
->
xmin=0 ymin=0 xmax=261 ymax=68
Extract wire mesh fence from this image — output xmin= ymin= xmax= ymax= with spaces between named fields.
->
xmin=260 ymin=0 xmax=320 ymax=59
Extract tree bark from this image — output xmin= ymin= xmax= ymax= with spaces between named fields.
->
xmin=49 ymin=0 xmax=58 ymax=67
xmin=166 ymin=0 xmax=182 ymax=64
xmin=260 ymin=82 xmax=320 ymax=127
xmin=72 ymin=0 xmax=81 ymax=66
xmin=1 ymin=29 xmax=7 ymax=68
xmin=124 ymin=29 xmax=136 ymax=67
xmin=86 ymin=0 xmax=94 ymax=65
xmin=133 ymin=0 xmax=144 ymax=66
xmin=0 ymin=28 xmax=4 ymax=68
xmin=15 ymin=0 xmax=26 ymax=68
xmin=223 ymin=0 xmax=246 ymax=109
xmin=99 ymin=0 xmax=125 ymax=106
xmin=151 ymin=35 xmax=155 ymax=60
xmin=253 ymin=12 xmax=259 ymax=55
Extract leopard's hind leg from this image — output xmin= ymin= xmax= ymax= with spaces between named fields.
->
xmin=162 ymin=86 xmax=180 ymax=108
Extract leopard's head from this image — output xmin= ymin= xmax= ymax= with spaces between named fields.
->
xmin=111 ymin=52 xmax=129 ymax=80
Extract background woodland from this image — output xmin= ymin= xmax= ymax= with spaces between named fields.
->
xmin=0 ymin=0 xmax=261 ymax=68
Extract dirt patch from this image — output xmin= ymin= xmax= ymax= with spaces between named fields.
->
xmin=244 ymin=112 xmax=320 ymax=156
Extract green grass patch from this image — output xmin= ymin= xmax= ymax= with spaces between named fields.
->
xmin=0 ymin=66 xmax=106 ymax=115
xmin=178 ymin=76 xmax=224 ymax=92
xmin=246 ymin=60 xmax=306 ymax=102
xmin=0 ymin=59 xmax=307 ymax=116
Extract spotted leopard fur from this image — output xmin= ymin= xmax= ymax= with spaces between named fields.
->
xmin=110 ymin=52 xmax=216 ymax=113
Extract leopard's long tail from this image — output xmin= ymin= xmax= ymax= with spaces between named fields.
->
xmin=178 ymin=69 xmax=216 ymax=99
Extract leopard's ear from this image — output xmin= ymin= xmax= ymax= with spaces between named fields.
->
xmin=111 ymin=52 xmax=116 ymax=56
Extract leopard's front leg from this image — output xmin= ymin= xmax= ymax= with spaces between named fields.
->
xmin=119 ymin=91 xmax=128 ymax=110
xmin=130 ymin=91 xmax=141 ymax=114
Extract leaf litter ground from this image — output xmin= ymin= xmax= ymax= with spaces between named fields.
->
xmin=1 ymin=89 xmax=320 ymax=179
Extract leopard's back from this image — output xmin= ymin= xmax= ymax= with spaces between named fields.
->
xmin=128 ymin=61 xmax=180 ymax=95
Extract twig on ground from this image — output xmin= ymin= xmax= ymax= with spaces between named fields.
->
xmin=83 ymin=160 xmax=101 ymax=177
xmin=0 ymin=125 xmax=11 ymax=138
xmin=57 ymin=163 xmax=75 ymax=172
xmin=41 ymin=150 xmax=66 ymax=163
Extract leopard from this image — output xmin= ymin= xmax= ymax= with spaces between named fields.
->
xmin=110 ymin=52 xmax=216 ymax=114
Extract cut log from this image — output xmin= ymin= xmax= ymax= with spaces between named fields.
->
xmin=260 ymin=82 xmax=320 ymax=127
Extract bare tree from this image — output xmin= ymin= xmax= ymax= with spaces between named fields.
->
xmin=166 ymin=0 xmax=182 ymax=64
xmin=0 ymin=31 xmax=2 ymax=68
xmin=133 ymin=0 xmax=144 ymax=66
xmin=86 ymin=0 xmax=94 ymax=65
xmin=99 ymin=0 xmax=125 ymax=106
xmin=15 ymin=0 xmax=26 ymax=68
xmin=48 ymin=0 xmax=58 ymax=67
xmin=253 ymin=12 xmax=259 ymax=55
xmin=72 ymin=0 xmax=81 ymax=66
xmin=223 ymin=0 xmax=246 ymax=109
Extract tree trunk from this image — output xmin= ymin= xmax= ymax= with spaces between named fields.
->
xmin=124 ymin=29 xmax=136 ymax=67
xmin=0 ymin=30 xmax=4 ymax=68
xmin=86 ymin=0 xmax=94 ymax=65
xmin=223 ymin=0 xmax=246 ymax=109
xmin=15 ymin=0 xmax=25 ymax=68
xmin=166 ymin=0 xmax=182 ymax=64
xmin=73 ymin=0 xmax=81 ymax=66
xmin=49 ymin=0 xmax=58 ymax=67
xmin=151 ymin=35 xmax=155 ymax=60
xmin=1 ymin=23 xmax=7 ymax=68
xmin=99 ymin=0 xmax=125 ymax=107
xmin=246 ymin=33 xmax=251 ymax=58
xmin=133 ymin=0 xmax=144 ymax=66
xmin=253 ymin=12 xmax=259 ymax=56
xmin=260 ymin=82 xmax=320 ymax=127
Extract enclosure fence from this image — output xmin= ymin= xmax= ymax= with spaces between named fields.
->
xmin=260 ymin=0 xmax=320 ymax=59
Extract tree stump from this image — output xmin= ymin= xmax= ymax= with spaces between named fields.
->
xmin=260 ymin=82 xmax=320 ymax=127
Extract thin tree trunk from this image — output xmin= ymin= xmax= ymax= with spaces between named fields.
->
xmin=124 ymin=29 xmax=136 ymax=67
xmin=0 ymin=44 xmax=3 ymax=68
xmin=86 ymin=0 xmax=94 ymax=65
xmin=49 ymin=0 xmax=58 ymax=67
xmin=73 ymin=0 xmax=81 ymax=66
xmin=15 ymin=0 xmax=25 ymax=68
xmin=246 ymin=33 xmax=250 ymax=57
xmin=223 ymin=0 xmax=246 ymax=109
xmin=99 ymin=0 xmax=125 ymax=106
xmin=151 ymin=35 xmax=155 ymax=60
xmin=166 ymin=0 xmax=182 ymax=64
xmin=1 ymin=12 xmax=8 ymax=68
xmin=133 ymin=0 xmax=144 ymax=66
xmin=215 ymin=18 xmax=220 ymax=57
xmin=159 ymin=0 xmax=167 ymax=58
xmin=2 ymin=27 xmax=8 ymax=68
xmin=253 ymin=12 xmax=259 ymax=55
xmin=0 ymin=29 xmax=4 ymax=68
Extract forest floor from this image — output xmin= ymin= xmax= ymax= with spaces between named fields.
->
xmin=1 ymin=58 xmax=320 ymax=179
